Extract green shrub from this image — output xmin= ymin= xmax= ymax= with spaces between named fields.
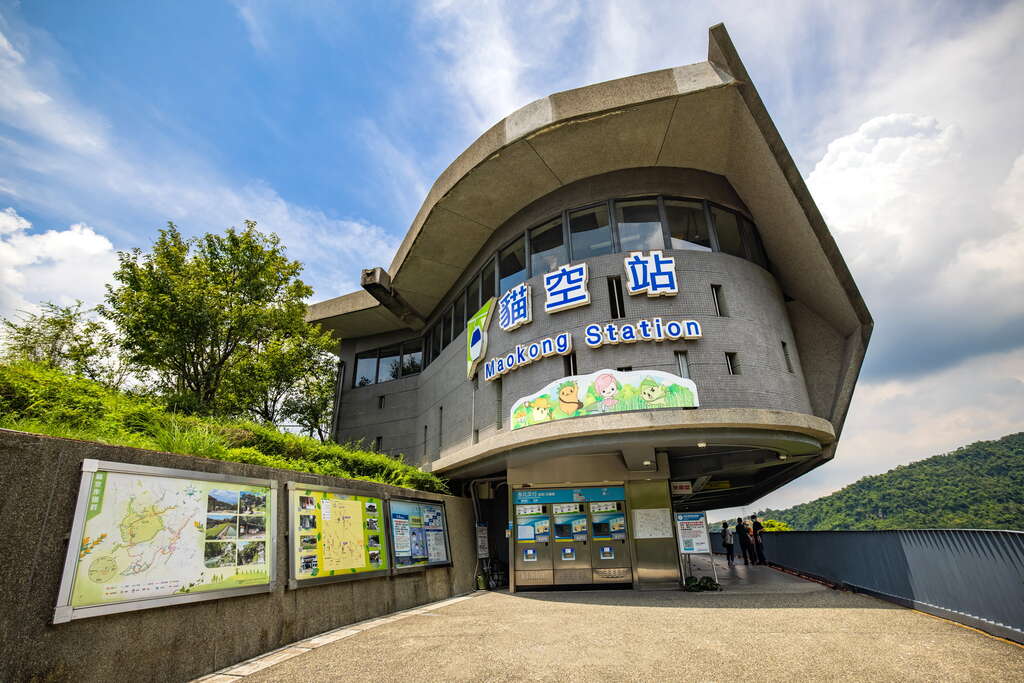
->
xmin=0 ymin=361 xmax=447 ymax=493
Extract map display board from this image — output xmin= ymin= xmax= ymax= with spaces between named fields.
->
xmin=287 ymin=483 xmax=388 ymax=587
xmin=389 ymin=498 xmax=450 ymax=570
xmin=54 ymin=460 xmax=276 ymax=623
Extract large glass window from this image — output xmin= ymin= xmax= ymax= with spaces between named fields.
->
xmin=480 ymin=259 xmax=496 ymax=303
xmin=498 ymin=236 xmax=527 ymax=293
xmin=453 ymin=291 xmax=466 ymax=335
xmin=431 ymin=323 xmax=442 ymax=359
xmin=615 ymin=199 xmax=664 ymax=252
xmin=466 ymin=275 xmax=480 ymax=314
xmin=377 ymin=345 xmax=401 ymax=382
xmin=354 ymin=351 xmax=377 ymax=387
xmin=530 ymin=217 xmax=567 ymax=275
xmin=710 ymin=205 xmax=744 ymax=258
xmin=441 ymin=307 xmax=453 ymax=348
xmin=741 ymin=216 xmax=768 ymax=268
xmin=569 ymin=204 xmax=612 ymax=259
xmin=665 ymin=199 xmax=711 ymax=251
xmin=402 ymin=340 xmax=422 ymax=376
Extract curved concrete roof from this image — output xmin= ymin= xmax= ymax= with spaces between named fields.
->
xmin=309 ymin=23 xmax=870 ymax=346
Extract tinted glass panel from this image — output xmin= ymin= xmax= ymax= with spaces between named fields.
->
xmin=615 ymin=199 xmax=664 ymax=252
xmin=377 ymin=345 xmax=401 ymax=382
xmin=480 ymin=259 xmax=496 ymax=303
xmin=354 ymin=352 xmax=377 ymax=387
xmin=402 ymin=340 xmax=422 ymax=376
xmin=466 ymin=275 xmax=480 ymax=314
xmin=711 ymin=206 xmax=744 ymax=258
xmin=665 ymin=200 xmax=711 ymax=251
xmin=569 ymin=205 xmax=612 ymax=259
xmin=530 ymin=218 xmax=567 ymax=275
xmin=441 ymin=308 xmax=453 ymax=348
xmin=742 ymin=217 xmax=768 ymax=267
xmin=498 ymin=236 xmax=527 ymax=293
xmin=432 ymin=323 xmax=442 ymax=358
xmin=453 ymin=291 xmax=466 ymax=335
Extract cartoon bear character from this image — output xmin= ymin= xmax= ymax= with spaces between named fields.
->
xmin=558 ymin=382 xmax=583 ymax=416
xmin=529 ymin=396 xmax=553 ymax=423
xmin=592 ymin=373 xmax=620 ymax=412
xmin=639 ymin=378 xmax=668 ymax=407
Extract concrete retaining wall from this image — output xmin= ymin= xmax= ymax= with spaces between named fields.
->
xmin=0 ymin=429 xmax=476 ymax=682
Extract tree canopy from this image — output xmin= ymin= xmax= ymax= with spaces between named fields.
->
xmin=757 ymin=432 xmax=1024 ymax=531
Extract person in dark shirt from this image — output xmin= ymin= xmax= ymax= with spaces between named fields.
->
xmin=751 ymin=515 xmax=767 ymax=565
xmin=735 ymin=517 xmax=753 ymax=565
xmin=721 ymin=520 xmax=735 ymax=567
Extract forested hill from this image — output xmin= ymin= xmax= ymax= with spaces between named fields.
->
xmin=757 ymin=432 xmax=1024 ymax=531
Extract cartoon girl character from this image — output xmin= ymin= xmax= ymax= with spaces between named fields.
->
xmin=592 ymin=373 xmax=620 ymax=412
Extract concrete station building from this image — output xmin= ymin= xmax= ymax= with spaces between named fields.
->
xmin=308 ymin=25 xmax=871 ymax=590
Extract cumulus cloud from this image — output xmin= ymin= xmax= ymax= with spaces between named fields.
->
xmin=0 ymin=23 xmax=395 ymax=302
xmin=0 ymin=207 xmax=118 ymax=318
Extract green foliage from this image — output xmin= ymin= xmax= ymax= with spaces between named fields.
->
xmin=0 ymin=361 xmax=447 ymax=494
xmin=683 ymin=575 xmax=721 ymax=592
xmin=1 ymin=301 xmax=131 ymax=389
xmin=102 ymin=221 xmax=313 ymax=414
xmin=760 ymin=519 xmax=792 ymax=532
xmin=280 ymin=347 xmax=337 ymax=441
xmin=758 ymin=433 xmax=1024 ymax=531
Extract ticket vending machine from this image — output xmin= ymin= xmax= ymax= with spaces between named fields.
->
xmin=589 ymin=500 xmax=632 ymax=584
xmin=514 ymin=503 xmax=553 ymax=586
xmin=552 ymin=502 xmax=592 ymax=585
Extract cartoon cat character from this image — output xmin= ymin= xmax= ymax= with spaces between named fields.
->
xmin=558 ymin=382 xmax=583 ymax=415
xmin=639 ymin=377 xmax=668 ymax=407
xmin=529 ymin=396 xmax=553 ymax=423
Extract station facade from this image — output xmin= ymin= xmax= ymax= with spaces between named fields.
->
xmin=308 ymin=25 xmax=872 ymax=590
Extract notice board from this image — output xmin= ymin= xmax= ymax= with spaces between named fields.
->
xmin=287 ymin=483 xmax=389 ymax=587
xmin=389 ymin=498 xmax=451 ymax=571
xmin=54 ymin=460 xmax=276 ymax=623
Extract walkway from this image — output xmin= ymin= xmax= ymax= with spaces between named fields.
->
xmin=203 ymin=557 xmax=1024 ymax=682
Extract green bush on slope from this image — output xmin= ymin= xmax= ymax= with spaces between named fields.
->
xmin=0 ymin=362 xmax=447 ymax=494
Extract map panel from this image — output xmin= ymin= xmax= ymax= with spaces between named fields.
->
xmin=68 ymin=470 xmax=273 ymax=609
xmin=290 ymin=487 xmax=387 ymax=582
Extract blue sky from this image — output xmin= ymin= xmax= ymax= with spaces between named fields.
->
xmin=1 ymin=1 xmax=1022 ymax=510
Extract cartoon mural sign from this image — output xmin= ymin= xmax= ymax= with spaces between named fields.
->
xmin=510 ymin=369 xmax=699 ymax=430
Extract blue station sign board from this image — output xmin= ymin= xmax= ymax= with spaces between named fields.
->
xmin=513 ymin=486 xmax=625 ymax=504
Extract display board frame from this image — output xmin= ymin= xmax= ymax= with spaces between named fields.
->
xmin=53 ymin=459 xmax=277 ymax=624
xmin=286 ymin=482 xmax=391 ymax=589
xmin=387 ymin=496 xmax=452 ymax=575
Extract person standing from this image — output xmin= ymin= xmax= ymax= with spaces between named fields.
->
xmin=721 ymin=520 xmax=735 ymax=567
xmin=735 ymin=517 xmax=753 ymax=565
xmin=751 ymin=515 xmax=767 ymax=565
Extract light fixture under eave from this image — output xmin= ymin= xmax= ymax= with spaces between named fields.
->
xmin=641 ymin=459 xmax=653 ymax=467
xmin=778 ymin=454 xmax=788 ymax=460
xmin=697 ymin=441 xmax=707 ymax=448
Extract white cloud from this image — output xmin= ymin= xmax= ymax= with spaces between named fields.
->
xmin=0 ymin=207 xmax=117 ymax=318
xmin=0 ymin=24 xmax=396 ymax=302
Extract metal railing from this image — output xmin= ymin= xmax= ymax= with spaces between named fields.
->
xmin=713 ymin=529 xmax=1024 ymax=643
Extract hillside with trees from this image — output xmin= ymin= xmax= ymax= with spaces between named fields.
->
xmin=757 ymin=433 xmax=1024 ymax=531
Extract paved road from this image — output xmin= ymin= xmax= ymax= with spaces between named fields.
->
xmin=230 ymin=558 xmax=1023 ymax=682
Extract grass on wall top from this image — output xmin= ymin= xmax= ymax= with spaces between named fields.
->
xmin=0 ymin=361 xmax=447 ymax=494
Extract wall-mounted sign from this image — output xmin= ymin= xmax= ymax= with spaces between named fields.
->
xmin=670 ymin=481 xmax=694 ymax=496
xmin=389 ymin=499 xmax=450 ymax=570
xmin=513 ymin=487 xmax=625 ymax=505
xmin=675 ymin=512 xmax=711 ymax=554
xmin=510 ymin=369 xmax=699 ymax=430
xmin=483 ymin=332 xmax=572 ymax=381
xmin=624 ymin=251 xmax=678 ymax=297
xmin=54 ymin=460 xmax=276 ymax=624
xmin=287 ymin=484 xmax=388 ymax=588
xmin=497 ymin=282 xmax=532 ymax=332
xmin=466 ymin=297 xmax=496 ymax=379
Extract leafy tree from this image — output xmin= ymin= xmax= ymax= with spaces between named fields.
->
xmin=219 ymin=326 xmax=337 ymax=424
xmin=760 ymin=519 xmax=792 ymax=532
xmin=102 ymin=222 xmax=312 ymax=414
xmin=1 ymin=301 xmax=131 ymax=389
xmin=282 ymin=350 xmax=338 ymax=442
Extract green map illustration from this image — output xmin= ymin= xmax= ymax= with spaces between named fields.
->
xmin=70 ymin=471 xmax=272 ymax=608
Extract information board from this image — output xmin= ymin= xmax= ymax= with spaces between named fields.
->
xmin=632 ymin=508 xmax=674 ymax=539
xmin=389 ymin=498 xmax=450 ymax=570
xmin=54 ymin=460 xmax=276 ymax=623
xmin=675 ymin=512 xmax=711 ymax=554
xmin=287 ymin=483 xmax=388 ymax=587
